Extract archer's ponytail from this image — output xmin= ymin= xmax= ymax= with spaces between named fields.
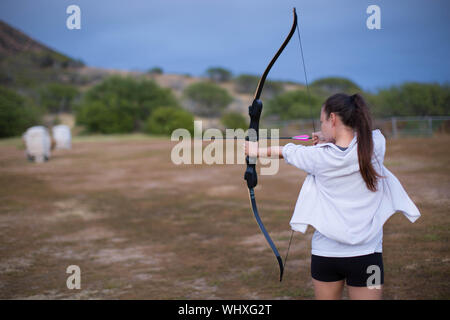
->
xmin=324 ymin=93 xmax=381 ymax=192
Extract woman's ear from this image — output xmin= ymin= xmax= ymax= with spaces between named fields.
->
xmin=329 ymin=112 xmax=336 ymax=127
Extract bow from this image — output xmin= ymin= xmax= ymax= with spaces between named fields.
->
xmin=244 ymin=8 xmax=298 ymax=282
xmin=244 ymin=8 xmax=314 ymax=282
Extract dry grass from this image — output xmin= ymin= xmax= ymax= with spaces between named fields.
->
xmin=0 ymin=134 xmax=448 ymax=299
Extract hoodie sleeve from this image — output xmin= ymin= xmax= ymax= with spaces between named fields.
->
xmin=282 ymin=143 xmax=319 ymax=175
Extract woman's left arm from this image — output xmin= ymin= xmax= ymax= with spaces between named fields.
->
xmin=244 ymin=141 xmax=284 ymax=159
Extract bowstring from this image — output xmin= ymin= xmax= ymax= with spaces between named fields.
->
xmin=283 ymin=10 xmax=316 ymax=275
xmin=296 ymin=15 xmax=316 ymax=133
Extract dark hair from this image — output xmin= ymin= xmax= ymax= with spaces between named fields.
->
xmin=323 ymin=93 xmax=381 ymax=192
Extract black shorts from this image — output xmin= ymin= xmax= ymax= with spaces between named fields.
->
xmin=311 ymin=253 xmax=384 ymax=287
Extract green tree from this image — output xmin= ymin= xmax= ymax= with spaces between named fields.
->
xmin=206 ymin=67 xmax=232 ymax=82
xmin=311 ymin=77 xmax=362 ymax=97
xmin=220 ymin=111 xmax=247 ymax=130
xmin=371 ymin=82 xmax=450 ymax=117
xmin=265 ymin=89 xmax=322 ymax=120
xmin=148 ymin=67 xmax=163 ymax=75
xmin=39 ymin=83 xmax=79 ymax=113
xmin=234 ymin=74 xmax=259 ymax=94
xmin=263 ymin=80 xmax=285 ymax=99
xmin=76 ymin=76 xmax=180 ymax=133
xmin=233 ymin=74 xmax=284 ymax=98
xmin=0 ymin=87 xmax=41 ymax=137
xmin=76 ymin=100 xmax=135 ymax=134
xmin=145 ymin=107 xmax=194 ymax=135
xmin=183 ymin=81 xmax=233 ymax=117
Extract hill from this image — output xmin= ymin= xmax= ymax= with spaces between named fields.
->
xmin=0 ymin=20 xmax=84 ymax=89
xmin=0 ymin=19 xmax=306 ymax=128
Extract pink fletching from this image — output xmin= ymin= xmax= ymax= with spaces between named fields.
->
xmin=292 ymin=135 xmax=310 ymax=140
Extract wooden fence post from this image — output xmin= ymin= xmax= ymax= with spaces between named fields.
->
xmin=391 ymin=117 xmax=398 ymax=138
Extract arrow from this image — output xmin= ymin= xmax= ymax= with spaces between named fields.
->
xmin=199 ymin=135 xmax=311 ymax=141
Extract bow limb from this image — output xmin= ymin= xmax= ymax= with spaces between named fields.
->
xmin=244 ymin=8 xmax=298 ymax=282
xmin=254 ymin=8 xmax=298 ymax=100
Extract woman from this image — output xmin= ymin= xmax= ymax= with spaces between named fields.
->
xmin=245 ymin=93 xmax=421 ymax=300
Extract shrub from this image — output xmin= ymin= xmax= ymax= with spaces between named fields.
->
xmin=265 ymin=89 xmax=322 ymax=120
xmin=39 ymin=83 xmax=79 ymax=113
xmin=206 ymin=67 xmax=232 ymax=82
xmin=220 ymin=111 xmax=247 ymax=130
xmin=183 ymin=81 xmax=232 ymax=117
xmin=0 ymin=87 xmax=41 ymax=137
xmin=371 ymin=82 xmax=450 ymax=117
xmin=145 ymin=107 xmax=194 ymax=135
xmin=148 ymin=67 xmax=163 ymax=75
xmin=234 ymin=74 xmax=259 ymax=94
xmin=311 ymin=77 xmax=361 ymax=97
xmin=233 ymin=74 xmax=284 ymax=98
xmin=76 ymin=76 xmax=180 ymax=133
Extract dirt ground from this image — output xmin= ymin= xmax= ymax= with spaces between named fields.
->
xmin=0 ymin=134 xmax=448 ymax=299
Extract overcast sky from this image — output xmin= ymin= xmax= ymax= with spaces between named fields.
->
xmin=1 ymin=0 xmax=449 ymax=91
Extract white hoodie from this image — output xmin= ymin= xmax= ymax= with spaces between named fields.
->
xmin=282 ymin=129 xmax=421 ymax=247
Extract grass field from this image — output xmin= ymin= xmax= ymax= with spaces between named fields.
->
xmin=0 ymin=134 xmax=448 ymax=299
